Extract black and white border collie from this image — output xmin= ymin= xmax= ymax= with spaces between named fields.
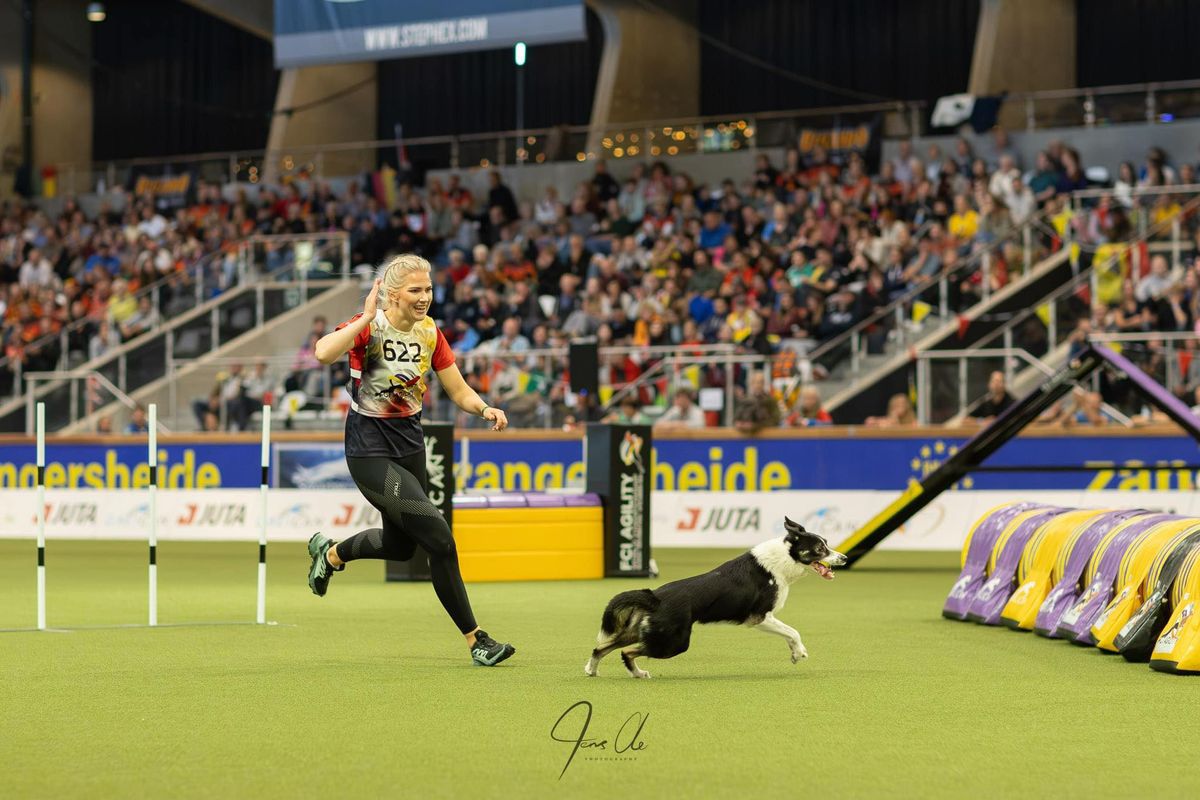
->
xmin=585 ymin=518 xmax=846 ymax=678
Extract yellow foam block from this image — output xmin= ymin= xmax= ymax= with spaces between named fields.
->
xmin=453 ymin=506 xmax=605 ymax=582
xmin=455 ymin=508 xmax=602 ymax=552
xmin=460 ymin=549 xmax=604 ymax=582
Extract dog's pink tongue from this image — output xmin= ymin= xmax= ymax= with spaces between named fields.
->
xmin=815 ymin=563 xmax=835 ymax=581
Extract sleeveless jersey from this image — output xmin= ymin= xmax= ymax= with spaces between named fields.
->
xmin=336 ymin=310 xmax=455 ymax=458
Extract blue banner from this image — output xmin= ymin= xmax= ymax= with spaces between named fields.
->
xmin=0 ymin=443 xmax=259 ymax=489
xmin=5 ymin=434 xmax=1199 ymax=492
xmin=274 ymin=0 xmax=585 ymax=67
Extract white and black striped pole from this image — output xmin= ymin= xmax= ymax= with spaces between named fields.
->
xmin=35 ymin=402 xmax=46 ymax=631
xmin=148 ymin=404 xmax=159 ymax=627
xmin=257 ymin=405 xmax=270 ymax=625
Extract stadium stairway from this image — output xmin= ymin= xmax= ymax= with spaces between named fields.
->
xmin=57 ymin=280 xmax=364 ymax=434
xmin=823 ymin=248 xmax=1075 ymax=422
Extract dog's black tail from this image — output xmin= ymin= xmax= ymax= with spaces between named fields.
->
xmin=601 ymin=589 xmax=661 ymax=634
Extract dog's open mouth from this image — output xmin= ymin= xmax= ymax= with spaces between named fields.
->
xmin=811 ymin=562 xmax=835 ymax=581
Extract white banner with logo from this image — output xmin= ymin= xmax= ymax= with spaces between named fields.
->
xmin=1 ymin=488 xmax=1197 ymax=550
xmin=651 ymin=490 xmax=1200 ymax=551
xmin=0 ymin=489 xmax=377 ymax=542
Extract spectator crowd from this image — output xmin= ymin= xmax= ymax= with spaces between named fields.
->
xmin=4 ymin=128 xmax=1199 ymax=431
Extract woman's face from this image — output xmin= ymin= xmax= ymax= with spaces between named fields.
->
xmin=388 ymin=270 xmax=433 ymax=322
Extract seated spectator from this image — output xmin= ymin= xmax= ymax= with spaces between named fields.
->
xmin=124 ymin=405 xmax=149 ymax=434
xmin=865 ymin=393 xmax=917 ymax=427
xmin=786 ymin=386 xmax=832 ymax=427
xmin=227 ymin=361 xmax=273 ymax=430
xmin=654 ymin=388 xmax=706 ymax=430
xmin=1137 ymin=255 xmax=1176 ymax=303
xmin=1029 ymin=151 xmax=1060 ymax=203
xmin=18 ymin=248 xmax=55 ymax=290
xmin=733 ymin=372 xmax=782 ymax=434
xmin=285 ymin=333 xmax=325 ymax=400
xmin=970 ymin=371 xmax=1015 ymax=423
xmin=487 ymin=316 xmax=531 ymax=354
xmin=947 ymin=194 xmax=979 ymax=244
xmin=107 ymin=279 xmax=138 ymax=330
xmin=84 ymin=242 xmax=121 ymax=277
xmin=601 ymin=396 xmax=649 ymax=425
xmin=119 ymin=295 xmax=161 ymax=341
xmin=89 ymin=319 xmax=122 ymax=361
xmin=1060 ymin=390 xmax=1112 ymax=428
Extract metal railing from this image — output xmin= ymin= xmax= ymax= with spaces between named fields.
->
xmin=51 ymin=101 xmax=914 ymax=194
xmin=798 ymin=213 xmax=1049 ymax=383
xmin=23 ymin=369 xmax=161 ymax=434
xmin=968 ymin=192 xmax=1200 ymax=368
xmin=12 ymin=279 xmax=345 ymax=434
xmin=164 ymin=354 xmax=339 ymax=432
xmin=1065 ymin=183 xmax=1200 ymax=250
xmin=1 ymin=231 xmax=350 ymax=403
xmin=1088 ymin=332 xmax=1200 ymax=400
xmin=48 ymin=78 xmax=1200 ymax=192
xmin=1010 ymin=78 xmax=1200 ymax=131
xmin=914 ymin=347 xmax=1130 ymax=426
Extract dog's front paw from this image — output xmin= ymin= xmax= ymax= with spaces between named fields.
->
xmin=584 ymin=659 xmax=598 ymax=677
xmin=631 ymin=668 xmax=651 ymax=679
xmin=790 ymin=646 xmax=808 ymax=664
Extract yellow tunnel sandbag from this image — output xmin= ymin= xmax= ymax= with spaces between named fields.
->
xmin=453 ymin=506 xmax=604 ymax=582
xmin=1091 ymin=518 xmax=1200 ymax=652
xmin=1083 ymin=513 xmax=1157 ymax=588
xmin=1001 ymin=509 xmax=1108 ymax=631
xmin=1172 ymin=547 xmax=1200 ymax=608
xmin=988 ymin=509 xmax=1052 ymax=576
xmin=1151 ymin=548 xmax=1200 ymax=672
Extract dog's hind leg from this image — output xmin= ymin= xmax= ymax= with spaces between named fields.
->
xmin=585 ymin=632 xmax=623 ymax=677
xmin=620 ymin=645 xmax=651 ymax=679
xmin=754 ymin=613 xmax=807 ymax=664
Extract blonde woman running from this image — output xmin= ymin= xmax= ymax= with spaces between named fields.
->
xmin=307 ymin=254 xmax=515 ymax=666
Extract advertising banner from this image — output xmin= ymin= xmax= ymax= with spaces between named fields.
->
xmin=274 ymin=0 xmax=586 ymax=68
xmin=797 ymin=112 xmax=883 ymax=171
xmin=586 ymin=424 xmax=651 ymax=576
xmin=2 ymin=487 xmax=1196 ymax=553
xmin=5 ymin=434 xmax=1200 ymax=494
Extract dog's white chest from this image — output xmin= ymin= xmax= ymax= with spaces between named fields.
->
xmin=771 ymin=581 xmax=790 ymax=612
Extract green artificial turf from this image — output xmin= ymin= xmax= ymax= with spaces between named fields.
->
xmin=1 ymin=541 xmax=1198 ymax=799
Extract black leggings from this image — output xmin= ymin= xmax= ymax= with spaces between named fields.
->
xmin=336 ymin=453 xmax=477 ymax=634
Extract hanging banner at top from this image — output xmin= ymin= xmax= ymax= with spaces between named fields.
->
xmin=274 ymin=0 xmax=586 ymax=68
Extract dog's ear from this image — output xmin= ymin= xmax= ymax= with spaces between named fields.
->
xmin=784 ymin=517 xmax=805 ymax=538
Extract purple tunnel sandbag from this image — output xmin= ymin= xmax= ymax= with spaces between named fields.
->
xmin=1054 ymin=513 xmax=1180 ymax=645
xmin=966 ymin=507 xmax=1069 ymax=625
xmin=1032 ymin=509 xmax=1147 ymax=638
xmin=943 ymin=502 xmax=1043 ymax=620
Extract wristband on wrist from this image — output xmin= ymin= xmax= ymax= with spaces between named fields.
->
xmin=480 ymin=404 xmax=491 ymax=418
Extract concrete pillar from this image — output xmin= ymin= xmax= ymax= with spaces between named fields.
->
xmin=32 ymin=0 xmax=94 ymax=196
xmin=0 ymin=0 xmax=93 ymax=199
xmin=264 ymin=62 xmax=378 ymax=184
xmin=587 ymin=0 xmax=698 ymax=151
xmin=969 ymin=0 xmax=1077 ymax=129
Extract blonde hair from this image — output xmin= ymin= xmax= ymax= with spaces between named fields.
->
xmin=377 ymin=254 xmax=432 ymax=309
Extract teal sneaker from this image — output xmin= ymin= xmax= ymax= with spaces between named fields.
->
xmin=307 ymin=533 xmax=342 ymax=597
xmin=470 ymin=630 xmax=516 ymax=666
